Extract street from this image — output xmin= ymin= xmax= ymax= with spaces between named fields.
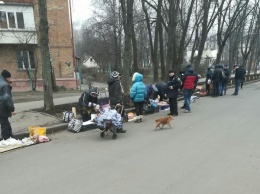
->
xmin=1 ymin=82 xmax=260 ymax=194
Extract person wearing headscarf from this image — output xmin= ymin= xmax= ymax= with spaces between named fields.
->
xmin=78 ymin=87 xmax=99 ymax=122
xmin=0 ymin=70 xmax=16 ymax=140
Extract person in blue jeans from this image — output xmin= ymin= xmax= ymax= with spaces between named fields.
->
xmin=181 ymin=65 xmax=199 ymax=113
xmin=232 ymin=65 xmax=243 ymax=96
xmin=222 ymin=65 xmax=230 ymax=95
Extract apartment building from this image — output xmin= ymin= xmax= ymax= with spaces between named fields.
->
xmin=0 ymin=0 xmax=77 ymax=91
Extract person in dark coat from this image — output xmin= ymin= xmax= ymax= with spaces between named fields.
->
xmin=78 ymin=87 xmax=99 ymax=122
xmin=145 ymin=84 xmax=158 ymax=104
xmin=205 ymin=67 xmax=213 ymax=96
xmin=107 ymin=71 xmax=126 ymax=133
xmin=0 ymin=70 xmax=16 ymax=140
xmin=166 ymin=70 xmax=181 ymax=116
xmin=155 ymin=82 xmax=167 ymax=101
xmin=182 ymin=65 xmax=199 ymax=113
xmin=107 ymin=71 xmax=123 ymax=107
xmin=221 ymin=65 xmax=230 ymax=95
xmin=211 ymin=65 xmax=223 ymax=97
xmin=232 ymin=65 xmax=244 ymax=96
xmin=240 ymin=66 xmax=246 ymax=89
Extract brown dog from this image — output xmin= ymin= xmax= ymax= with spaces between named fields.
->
xmin=155 ymin=115 xmax=174 ymax=130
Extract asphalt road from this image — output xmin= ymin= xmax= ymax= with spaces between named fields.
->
xmin=1 ymin=82 xmax=260 ymax=194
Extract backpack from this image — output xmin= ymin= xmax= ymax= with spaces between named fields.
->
xmin=68 ymin=119 xmax=83 ymax=133
xmin=222 ymin=70 xmax=227 ymax=79
xmin=63 ymin=111 xmax=74 ymax=123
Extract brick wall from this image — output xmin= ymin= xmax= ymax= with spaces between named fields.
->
xmin=0 ymin=0 xmax=77 ymax=91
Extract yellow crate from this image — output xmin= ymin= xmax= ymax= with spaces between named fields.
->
xmin=28 ymin=126 xmax=46 ymax=136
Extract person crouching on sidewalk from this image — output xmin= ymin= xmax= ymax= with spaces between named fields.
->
xmin=0 ymin=70 xmax=16 ymax=140
xmin=78 ymin=87 xmax=99 ymax=122
xmin=130 ymin=72 xmax=147 ymax=123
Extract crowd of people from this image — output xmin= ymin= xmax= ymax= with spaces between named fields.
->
xmin=0 ymin=64 xmax=249 ymax=140
xmin=206 ymin=64 xmax=246 ymax=97
xmin=78 ymin=64 xmax=201 ymax=130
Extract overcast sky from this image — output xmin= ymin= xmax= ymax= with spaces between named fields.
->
xmin=71 ymin=0 xmax=92 ymax=22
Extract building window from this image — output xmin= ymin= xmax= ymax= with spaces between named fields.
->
xmin=16 ymin=12 xmax=25 ymax=29
xmin=0 ymin=11 xmax=7 ymax=29
xmin=0 ymin=11 xmax=25 ymax=29
xmin=8 ymin=12 xmax=16 ymax=28
xmin=16 ymin=51 xmax=36 ymax=69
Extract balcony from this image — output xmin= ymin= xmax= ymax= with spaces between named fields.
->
xmin=0 ymin=3 xmax=37 ymax=44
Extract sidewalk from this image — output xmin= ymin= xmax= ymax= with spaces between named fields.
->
xmin=8 ymin=82 xmax=108 ymax=140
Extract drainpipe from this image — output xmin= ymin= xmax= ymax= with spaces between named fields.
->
xmin=68 ymin=0 xmax=77 ymax=87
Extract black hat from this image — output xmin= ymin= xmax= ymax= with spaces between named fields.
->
xmin=1 ymin=70 xmax=11 ymax=78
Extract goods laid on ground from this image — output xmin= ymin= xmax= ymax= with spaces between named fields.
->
xmin=0 ymin=126 xmax=50 ymax=153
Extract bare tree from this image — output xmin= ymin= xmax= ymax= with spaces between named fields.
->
xmin=120 ymin=0 xmax=134 ymax=93
xmin=38 ymin=0 xmax=54 ymax=111
xmin=215 ymin=0 xmax=251 ymax=65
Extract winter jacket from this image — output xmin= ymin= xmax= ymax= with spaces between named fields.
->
xmin=0 ymin=76 xmax=15 ymax=118
xmin=240 ymin=67 xmax=246 ymax=81
xmin=155 ymin=82 xmax=167 ymax=98
xmin=235 ymin=67 xmax=245 ymax=80
xmin=78 ymin=87 xmax=99 ymax=114
xmin=145 ymin=84 xmax=158 ymax=103
xmin=107 ymin=78 xmax=122 ymax=106
xmin=222 ymin=68 xmax=230 ymax=84
xmin=166 ymin=76 xmax=181 ymax=98
xmin=130 ymin=73 xmax=147 ymax=102
xmin=212 ymin=67 xmax=223 ymax=83
xmin=205 ymin=69 xmax=212 ymax=84
xmin=182 ymin=67 xmax=198 ymax=90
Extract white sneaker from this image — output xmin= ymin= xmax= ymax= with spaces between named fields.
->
xmin=184 ymin=110 xmax=191 ymax=113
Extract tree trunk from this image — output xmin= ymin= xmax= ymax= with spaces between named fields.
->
xmin=38 ymin=0 xmax=54 ymax=111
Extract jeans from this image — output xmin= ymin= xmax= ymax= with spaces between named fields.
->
xmin=183 ymin=90 xmax=192 ymax=111
xmin=222 ymin=83 xmax=227 ymax=95
xmin=234 ymin=80 xmax=241 ymax=95
xmin=219 ymin=83 xmax=223 ymax=95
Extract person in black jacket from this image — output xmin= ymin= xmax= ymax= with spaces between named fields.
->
xmin=232 ymin=65 xmax=244 ymax=96
xmin=166 ymin=70 xmax=181 ymax=116
xmin=78 ymin=87 xmax=99 ymax=122
xmin=212 ymin=65 xmax=223 ymax=97
xmin=205 ymin=67 xmax=213 ymax=96
xmin=240 ymin=66 xmax=246 ymax=89
xmin=0 ymin=70 xmax=16 ymax=140
xmin=107 ymin=71 xmax=123 ymax=107
xmin=155 ymin=82 xmax=167 ymax=101
xmin=221 ymin=65 xmax=230 ymax=95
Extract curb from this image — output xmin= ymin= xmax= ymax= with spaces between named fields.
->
xmin=13 ymin=122 xmax=68 ymax=140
